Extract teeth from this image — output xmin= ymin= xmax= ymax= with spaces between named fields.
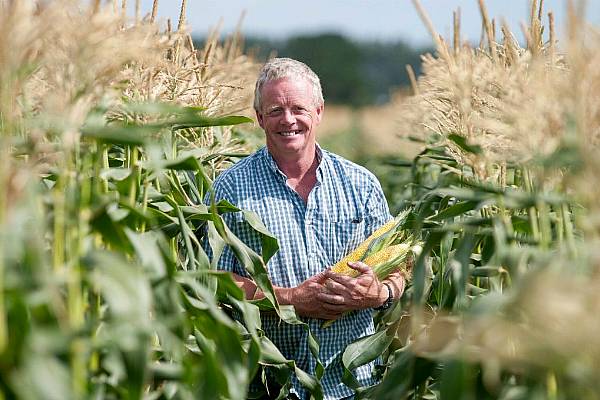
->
xmin=279 ymin=131 xmax=300 ymax=137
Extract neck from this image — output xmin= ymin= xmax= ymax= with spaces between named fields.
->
xmin=269 ymin=144 xmax=318 ymax=179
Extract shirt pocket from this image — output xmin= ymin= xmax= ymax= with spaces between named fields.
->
xmin=316 ymin=215 xmax=366 ymax=265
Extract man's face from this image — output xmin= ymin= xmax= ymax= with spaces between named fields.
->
xmin=256 ymin=77 xmax=323 ymax=160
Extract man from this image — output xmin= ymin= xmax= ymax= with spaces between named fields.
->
xmin=209 ymin=58 xmax=405 ymax=399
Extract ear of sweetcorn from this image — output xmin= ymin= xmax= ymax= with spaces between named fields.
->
xmin=368 ymin=243 xmax=421 ymax=281
xmin=322 ymin=211 xmax=420 ymax=328
xmin=329 ymin=209 xmax=417 ymax=277
xmin=329 ymin=217 xmax=400 ymax=275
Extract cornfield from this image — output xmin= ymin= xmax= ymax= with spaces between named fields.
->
xmin=2 ymin=0 xmax=600 ymax=399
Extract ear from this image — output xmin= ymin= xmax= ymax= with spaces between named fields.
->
xmin=314 ymin=103 xmax=324 ymax=125
xmin=256 ymin=110 xmax=265 ymax=130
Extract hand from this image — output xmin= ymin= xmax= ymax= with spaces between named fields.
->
xmin=287 ymin=271 xmax=344 ymax=320
xmin=316 ymin=262 xmax=388 ymax=314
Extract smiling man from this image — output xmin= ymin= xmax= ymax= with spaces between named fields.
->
xmin=208 ymin=58 xmax=405 ymax=400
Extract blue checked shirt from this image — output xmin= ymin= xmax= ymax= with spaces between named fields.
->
xmin=209 ymin=146 xmax=391 ymax=400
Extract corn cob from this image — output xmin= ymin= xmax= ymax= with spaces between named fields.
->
xmin=364 ymin=243 xmax=411 ymax=268
xmin=332 ymin=243 xmax=414 ymax=277
xmin=323 ymin=212 xmax=419 ymax=328
xmin=322 ymin=242 xmax=417 ymax=328
xmin=330 ymin=218 xmax=398 ymax=275
xmin=370 ymin=243 xmax=416 ymax=281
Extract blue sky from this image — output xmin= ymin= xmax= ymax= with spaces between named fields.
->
xmin=131 ymin=1 xmax=600 ymax=46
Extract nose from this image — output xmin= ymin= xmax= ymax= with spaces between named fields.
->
xmin=280 ymin=109 xmax=296 ymax=125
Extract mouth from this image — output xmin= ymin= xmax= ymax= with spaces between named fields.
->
xmin=277 ymin=130 xmax=302 ymax=137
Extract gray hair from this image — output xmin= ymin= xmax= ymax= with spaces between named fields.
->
xmin=253 ymin=57 xmax=324 ymax=112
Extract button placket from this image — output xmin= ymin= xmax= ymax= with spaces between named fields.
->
xmin=304 ymin=187 xmax=319 ymax=267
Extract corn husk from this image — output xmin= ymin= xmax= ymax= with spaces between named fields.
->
xmin=330 ymin=209 xmax=419 ymax=279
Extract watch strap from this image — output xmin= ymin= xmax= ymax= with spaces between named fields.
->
xmin=374 ymin=282 xmax=394 ymax=311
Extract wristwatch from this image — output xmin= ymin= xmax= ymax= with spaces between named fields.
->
xmin=374 ymin=283 xmax=394 ymax=311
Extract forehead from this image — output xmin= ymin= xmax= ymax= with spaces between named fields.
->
xmin=260 ymin=77 xmax=314 ymax=109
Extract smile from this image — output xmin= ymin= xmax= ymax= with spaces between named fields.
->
xmin=278 ymin=131 xmax=302 ymax=137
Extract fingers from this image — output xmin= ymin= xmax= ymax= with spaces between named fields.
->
xmin=321 ymin=305 xmax=346 ymax=315
xmin=317 ymin=291 xmax=352 ymax=314
xmin=325 ymin=262 xmax=374 ymax=281
xmin=323 ymin=278 xmax=346 ymax=294
xmin=310 ymin=268 xmax=330 ymax=283
xmin=347 ymin=261 xmax=373 ymax=275
xmin=317 ymin=291 xmax=345 ymax=305
xmin=325 ymin=263 xmax=378 ymax=292
xmin=324 ymin=270 xmax=355 ymax=286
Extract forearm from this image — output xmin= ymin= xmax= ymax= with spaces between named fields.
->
xmin=382 ymin=270 xmax=406 ymax=301
xmin=231 ymin=273 xmax=294 ymax=305
xmin=233 ymin=272 xmax=335 ymax=319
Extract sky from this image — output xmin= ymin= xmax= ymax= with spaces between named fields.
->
xmin=129 ymin=0 xmax=600 ymax=46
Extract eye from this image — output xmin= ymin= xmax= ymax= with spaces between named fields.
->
xmin=266 ymin=108 xmax=282 ymax=117
xmin=292 ymin=106 xmax=308 ymax=114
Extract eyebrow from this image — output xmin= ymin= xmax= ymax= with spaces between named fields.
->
xmin=265 ymin=106 xmax=282 ymax=114
xmin=265 ymin=103 xmax=310 ymax=112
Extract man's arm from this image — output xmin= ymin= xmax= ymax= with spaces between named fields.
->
xmin=383 ymin=269 xmax=406 ymax=303
xmin=230 ymin=272 xmax=346 ymax=320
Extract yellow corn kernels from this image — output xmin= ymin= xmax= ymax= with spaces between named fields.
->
xmin=330 ymin=219 xmax=398 ymax=275
xmin=363 ymin=243 xmax=410 ymax=267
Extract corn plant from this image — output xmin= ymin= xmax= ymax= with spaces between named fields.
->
xmin=340 ymin=1 xmax=600 ymax=399
xmin=0 ymin=1 xmax=329 ymax=399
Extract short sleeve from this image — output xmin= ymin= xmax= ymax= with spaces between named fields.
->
xmin=363 ymin=177 xmax=393 ymax=236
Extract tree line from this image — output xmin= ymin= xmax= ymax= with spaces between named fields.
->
xmin=194 ymin=33 xmax=433 ymax=107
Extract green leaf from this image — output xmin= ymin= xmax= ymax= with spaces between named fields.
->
xmin=470 ymin=266 xmax=502 ymax=277
xmin=256 ymin=337 xmax=323 ymax=400
xmin=13 ymin=355 xmax=72 ymax=400
xmin=208 ymin=210 xmax=324 ymax=396
xmin=82 ymin=123 xmax=157 ymax=145
xmin=452 ymin=234 xmax=477 ymax=309
xmin=176 ymin=204 xmax=197 ymax=271
xmin=194 ymin=319 xmax=249 ymax=400
xmin=428 ymin=200 xmax=479 ymax=221
xmin=341 ymin=324 xmax=396 ymax=390
xmin=89 ymin=251 xmax=152 ymax=322
xmin=163 ymin=155 xmax=202 ymax=171
xmin=412 ymin=231 xmax=441 ymax=305
xmin=89 ymin=204 xmax=134 ymax=254
xmin=125 ymin=230 xmax=167 ymax=279
xmin=242 ymin=210 xmax=280 ymax=264
xmin=171 ymin=115 xmax=253 ymax=130
xmin=440 ymin=360 xmax=476 ymax=399
xmin=100 ymin=167 xmax=133 ymax=181
xmin=373 ymin=349 xmax=415 ymax=399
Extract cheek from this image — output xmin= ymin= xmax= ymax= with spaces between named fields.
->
xmin=258 ymin=116 xmax=274 ymax=132
xmin=302 ymin=115 xmax=316 ymax=129
xmin=265 ymin=120 xmax=279 ymax=133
